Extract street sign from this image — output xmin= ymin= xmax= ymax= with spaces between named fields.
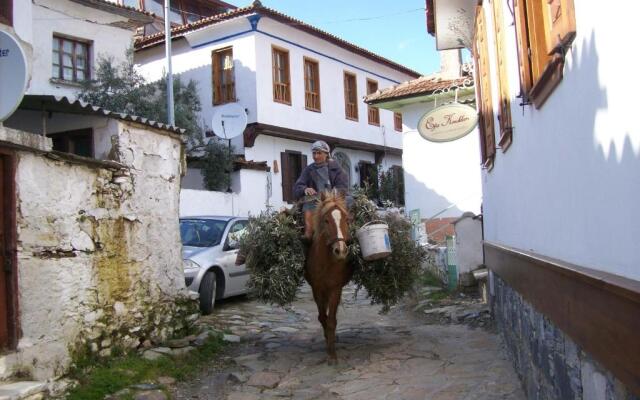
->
xmin=417 ymin=103 xmax=478 ymax=142
xmin=211 ymin=103 xmax=248 ymax=140
xmin=0 ymin=31 xmax=28 ymax=122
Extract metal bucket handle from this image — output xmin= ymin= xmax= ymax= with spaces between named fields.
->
xmin=360 ymin=220 xmax=388 ymax=229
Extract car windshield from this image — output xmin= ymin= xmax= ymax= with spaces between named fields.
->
xmin=179 ymin=219 xmax=228 ymax=247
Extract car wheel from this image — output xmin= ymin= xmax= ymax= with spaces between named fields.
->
xmin=199 ymin=270 xmax=217 ymax=315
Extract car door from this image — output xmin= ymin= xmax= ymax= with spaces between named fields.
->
xmin=220 ymin=219 xmax=249 ymax=296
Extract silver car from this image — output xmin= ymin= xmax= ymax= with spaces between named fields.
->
xmin=180 ymin=216 xmax=250 ymax=314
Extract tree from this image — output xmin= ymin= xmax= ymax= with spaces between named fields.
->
xmin=78 ymin=53 xmax=233 ymax=189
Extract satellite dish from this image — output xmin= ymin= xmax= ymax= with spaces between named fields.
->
xmin=211 ymin=103 xmax=248 ymax=140
xmin=0 ymin=31 xmax=28 ymax=122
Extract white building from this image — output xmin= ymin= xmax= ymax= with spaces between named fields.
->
xmin=365 ymin=51 xmax=482 ymax=242
xmin=28 ymin=0 xmax=153 ymax=99
xmin=134 ymin=1 xmax=420 ymax=216
xmin=428 ymin=0 xmax=640 ymax=398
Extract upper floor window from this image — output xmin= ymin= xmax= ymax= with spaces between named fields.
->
xmin=272 ymin=46 xmax=291 ymax=105
xmin=394 ymin=112 xmax=402 ymax=132
xmin=0 ymin=0 xmax=12 ymax=26
xmin=343 ymin=72 xmax=358 ymax=121
xmin=52 ymin=35 xmax=90 ymax=83
xmin=303 ymin=57 xmax=321 ymax=112
xmin=212 ymin=47 xmax=235 ymax=105
xmin=128 ymin=0 xmax=229 ymax=26
xmin=514 ymin=0 xmax=576 ymax=108
xmin=366 ymin=79 xmax=379 ymax=126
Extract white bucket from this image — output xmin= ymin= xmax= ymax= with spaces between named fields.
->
xmin=356 ymin=221 xmax=392 ymax=261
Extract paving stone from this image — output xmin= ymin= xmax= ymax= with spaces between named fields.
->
xmin=142 ymin=350 xmax=165 ymax=361
xmin=224 ymin=334 xmax=241 ymax=343
xmin=132 ymin=390 xmax=167 ymax=400
xmin=150 ymin=347 xmax=172 ymax=355
xmin=156 ymin=376 xmax=176 ymax=386
xmin=246 ymin=372 xmax=281 ymax=389
xmin=170 ymin=346 xmax=193 ymax=357
xmin=0 ymin=381 xmax=47 ymax=400
xmin=272 ymin=327 xmax=299 ymax=333
xmin=165 ymin=338 xmax=190 ymax=348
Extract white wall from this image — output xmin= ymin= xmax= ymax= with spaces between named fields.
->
xmin=29 ymin=0 xmax=135 ymax=99
xmin=399 ymin=99 xmax=482 ymax=219
xmin=8 ymin=122 xmax=190 ymax=380
xmin=481 ymin=1 xmax=640 ymax=280
xmin=454 ymin=215 xmax=483 ymax=275
xmin=252 ymin=18 xmax=413 ymax=149
xmin=135 ymin=14 xmax=417 ymax=150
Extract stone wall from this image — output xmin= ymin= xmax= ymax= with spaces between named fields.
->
xmin=491 ymin=273 xmax=639 ymax=400
xmin=6 ymin=121 xmax=197 ymax=380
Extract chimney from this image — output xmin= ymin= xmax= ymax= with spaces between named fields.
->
xmin=439 ymin=49 xmax=462 ymax=79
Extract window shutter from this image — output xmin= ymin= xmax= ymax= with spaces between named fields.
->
xmin=281 ymin=152 xmax=291 ymax=203
xmin=492 ymin=0 xmax=513 ymax=151
xmin=301 ymin=154 xmax=308 ymax=170
xmin=474 ymin=6 xmax=496 ymax=169
xmin=513 ymin=0 xmax=533 ymax=95
xmin=212 ymin=51 xmax=220 ymax=105
xmin=545 ymin=0 xmax=576 ymax=53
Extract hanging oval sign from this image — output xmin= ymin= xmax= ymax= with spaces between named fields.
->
xmin=0 ymin=31 xmax=28 ymax=122
xmin=417 ymin=103 xmax=478 ymax=142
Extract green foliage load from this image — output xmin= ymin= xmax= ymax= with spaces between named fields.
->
xmin=239 ymin=189 xmax=426 ymax=312
xmin=239 ymin=210 xmax=306 ymax=306
xmin=348 ymin=193 xmax=425 ymax=312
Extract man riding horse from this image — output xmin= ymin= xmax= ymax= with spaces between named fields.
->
xmin=293 ymin=141 xmax=350 ymax=241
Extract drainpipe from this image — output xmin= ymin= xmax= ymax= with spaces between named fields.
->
xmin=164 ymin=0 xmax=175 ymax=126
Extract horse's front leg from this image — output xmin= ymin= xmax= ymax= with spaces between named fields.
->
xmin=312 ymin=288 xmax=328 ymax=339
xmin=326 ymin=289 xmax=342 ymax=365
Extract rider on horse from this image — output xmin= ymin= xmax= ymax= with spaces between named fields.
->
xmin=294 ymin=140 xmax=350 ymax=241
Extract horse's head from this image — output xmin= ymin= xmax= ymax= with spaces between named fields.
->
xmin=314 ymin=190 xmax=350 ymax=261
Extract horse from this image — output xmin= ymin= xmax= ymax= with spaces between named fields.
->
xmin=304 ymin=190 xmax=353 ymax=365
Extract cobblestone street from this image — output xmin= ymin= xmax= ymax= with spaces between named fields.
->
xmin=175 ymin=285 xmax=525 ymax=400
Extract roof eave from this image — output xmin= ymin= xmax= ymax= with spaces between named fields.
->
xmin=69 ymin=0 xmax=155 ymax=26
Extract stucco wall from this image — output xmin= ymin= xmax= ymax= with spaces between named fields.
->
xmin=453 ymin=215 xmax=483 ymax=275
xmin=481 ymin=1 xmax=640 ymax=280
xmin=28 ymin=0 xmax=135 ymax=99
xmin=8 ymin=121 xmax=193 ymax=380
xmin=399 ymin=100 xmax=482 ymax=219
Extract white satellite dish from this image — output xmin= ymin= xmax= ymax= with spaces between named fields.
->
xmin=211 ymin=103 xmax=248 ymax=140
xmin=0 ymin=31 xmax=28 ymax=122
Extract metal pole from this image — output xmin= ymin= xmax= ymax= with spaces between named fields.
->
xmin=164 ymin=0 xmax=175 ymax=126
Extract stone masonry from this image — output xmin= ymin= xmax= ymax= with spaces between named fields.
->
xmin=491 ymin=273 xmax=639 ymax=400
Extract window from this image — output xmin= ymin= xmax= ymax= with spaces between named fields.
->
xmin=119 ymin=0 xmax=140 ymax=8
xmin=52 ymin=35 xmax=90 ymax=83
xmin=366 ymin=79 xmax=379 ymax=126
xmin=343 ymin=72 xmax=358 ymax=120
xmin=333 ymin=152 xmax=352 ymax=185
xmin=212 ymin=47 xmax=235 ymax=105
xmin=48 ymin=129 xmax=94 ymax=158
xmin=491 ymin=0 xmax=512 ymax=151
xmin=280 ymin=151 xmax=307 ymax=203
xmin=0 ymin=0 xmax=12 ymax=26
xmin=514 ymin=0 xmax=576 ymax=108
xmin=394 ymin=112 xmax=403 ymax=132
xmin=303 ymin=58 xmax=321 ymax=112
xmin=473 ymin=6 xmax=496 ymax=169
xmin=272 ymin=46 xmax=291 ymax=104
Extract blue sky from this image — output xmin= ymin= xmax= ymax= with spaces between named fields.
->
xmin=238 ymin=0 xmax=441 ymax=76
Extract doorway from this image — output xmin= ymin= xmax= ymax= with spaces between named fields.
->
xmin=0 ymin=150 xmax=18 ymax=351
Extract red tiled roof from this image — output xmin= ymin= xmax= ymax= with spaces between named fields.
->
xmin=364 ymin=75 xmax=472 ymax=104
xmin=134 ymin=3 xmax=421 ymax=78
xmin=72 ymin=0 xmax=155 ymax=19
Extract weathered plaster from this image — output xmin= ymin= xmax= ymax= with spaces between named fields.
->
xmin=4 ymin=123 xmax=193 ymax=380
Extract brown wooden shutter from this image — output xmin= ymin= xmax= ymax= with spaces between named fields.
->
xmin=545 ymin=0 xmax=576 ymax=53
xmin=474 ymin=6 xmax=496 ymax=169
xmin=513 ymin=0 xmax=533 ymax=95
xmin=301 ymin=154 xmax=308 ymax=170
xmin=281 ymin=152 xmax=291 ymax=203
xmin=212 ymin=51 xmax=220 ymax=105
xmin=492 ymin=0 xmax=513 ymax=151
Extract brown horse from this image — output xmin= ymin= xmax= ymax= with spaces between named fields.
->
xmin=304 ymin=191 xmax=353 ymax=364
